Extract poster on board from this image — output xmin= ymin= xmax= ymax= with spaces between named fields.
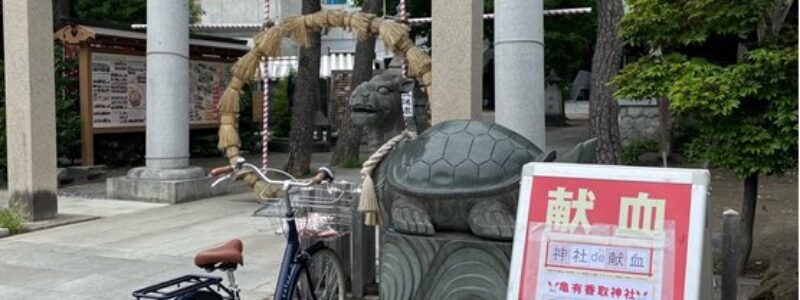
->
xmin=507 ymin=163 xmax=709 ymax=300
xmin=91 ymin=52 xmax=233 ymax=128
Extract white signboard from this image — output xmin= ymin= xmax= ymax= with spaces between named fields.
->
xmin=401 ymin=91 xmax=414 ymax=117
xmin=91 ymin=52 xmax=233 ymax=128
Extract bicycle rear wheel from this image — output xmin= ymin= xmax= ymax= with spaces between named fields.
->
xmin=294 ymin=248 xmax=346 ymax=300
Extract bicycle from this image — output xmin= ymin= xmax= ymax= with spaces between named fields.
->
xmin=132 ymin=157 xmax=349 ymax=300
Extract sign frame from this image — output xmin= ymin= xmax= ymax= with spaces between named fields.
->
xmin=507 ymin=162 xmax=709 ymax=300
xmin=76 ymin=47 xmax=246 ymax=165
xmin=88 ymin=50 xmax=234 ymax=130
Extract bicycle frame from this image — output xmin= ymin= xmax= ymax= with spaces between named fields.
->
xmin=272 ymin=186 xmax=325 ymax=300
xmin=134 ymin=159 xmax=335 ymax=300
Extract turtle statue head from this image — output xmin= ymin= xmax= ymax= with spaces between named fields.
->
xmin=349 ymin=70 xmax=414 ymax=149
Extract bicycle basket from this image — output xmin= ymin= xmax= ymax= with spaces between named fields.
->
xmin=253 ymin=182 xmax=358 ymax=239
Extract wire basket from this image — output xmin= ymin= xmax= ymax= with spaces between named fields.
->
xmin=253 ymin=182 xmax=358 ymax=240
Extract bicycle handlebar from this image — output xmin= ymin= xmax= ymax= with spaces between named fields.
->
xmin=209 ymin=157 xmax=335 ymax=190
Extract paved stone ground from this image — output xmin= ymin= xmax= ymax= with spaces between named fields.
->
xmin=0 ymin=152 xmax=364 ymax=300
xmin=0 ymin=122 xmax=590 ymax=299
xmin=0 ymin=193 xmax=280 ymax=299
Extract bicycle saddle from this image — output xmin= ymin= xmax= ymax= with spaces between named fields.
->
xmin=194 ymin=239 xmax=244 ymax=269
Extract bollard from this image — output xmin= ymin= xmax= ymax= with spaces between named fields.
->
xmin=721 ymin=208 xmax=740 ymax=300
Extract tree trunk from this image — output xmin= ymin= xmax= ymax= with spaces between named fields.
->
xmin=53 ymin=0 xmax=74 ymax=30
xmin=589 ymin=0 xmax=624 ymax=164
xmin=738 ymin=173 xmax=759 ymax=272
xmin=285 ymin=0 xmax=321 ymax=176
xmin=330 ymin=0 xmax=383 ymax=166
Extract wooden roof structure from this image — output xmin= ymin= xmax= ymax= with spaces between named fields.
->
xmin=55 ymin=22 xmax=249 ymax=61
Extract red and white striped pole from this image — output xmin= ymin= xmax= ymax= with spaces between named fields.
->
xmin=260 ymin=0 xmax=271 ymax=170
xmin=398 ymin=0 xmax=416 ymax=132
xmin=399 ymin=0 xmax=408 ymax=77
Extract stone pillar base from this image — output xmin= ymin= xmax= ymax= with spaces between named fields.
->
xmin=380 ymin=231 xmax=511 ymax=300
xmin=106 ymin=166 xmax=226 ymax=203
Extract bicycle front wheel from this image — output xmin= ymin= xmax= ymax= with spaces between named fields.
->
xmin=294 ymin=248 xmax=346 ymax=300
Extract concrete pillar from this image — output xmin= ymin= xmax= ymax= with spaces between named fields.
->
xmin=107 ymin=0 xmax=223 ymax=203
xmin=494 ymin=0 xmax=546 ymax=148
xmin=145 ymin=0 xmax=190 ymax=169
xmin=430 ymin=0 xmax=482 ymax=124
xmin=2 ymin=0 xmax=58 ymax=220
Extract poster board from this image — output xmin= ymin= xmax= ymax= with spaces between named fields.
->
xmin=90 ymin=52 xmax=233 ymax=129
xmin=507 ymin=163 xmax=709 ymax=300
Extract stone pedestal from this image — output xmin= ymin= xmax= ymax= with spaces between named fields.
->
xmin=3 ymin=0 xmax=58 ymax=220
xmin=380 ymin=231 xmax=511 ymax=300
xmin=106 ymin=0 xmax=214 ymax=203
xmin=107 ymin=167 xmax=225 ymax=203
xmin=430 ymin=0 xmax=483 ymax=124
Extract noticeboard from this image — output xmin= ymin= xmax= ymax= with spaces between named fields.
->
xmin=90 ymin=52 xmax=232 ymax=128
xmin=507 ymin=163 xmax=709 ymax=300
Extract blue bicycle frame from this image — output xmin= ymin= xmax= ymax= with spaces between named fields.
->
xmin=134 ymin=160 xmax=335 ymax=300
xmin=272 ymin=186 xmax=324 ymax=300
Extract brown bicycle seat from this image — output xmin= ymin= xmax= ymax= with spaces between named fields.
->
xmin=194 ymin=239 xmax=244 ymax=269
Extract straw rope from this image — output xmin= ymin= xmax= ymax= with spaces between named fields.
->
xmin=217 ymin=9 xmax=432 ymax=201
xmin=357 ymin=130 xmax=416 ymax=225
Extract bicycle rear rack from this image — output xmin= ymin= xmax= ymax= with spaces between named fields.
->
xmin=132 ymin=274 xmax=234 ymax=299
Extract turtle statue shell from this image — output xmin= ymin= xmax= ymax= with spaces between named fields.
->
xmin=385 ymin=120 xmax=543 ymax=197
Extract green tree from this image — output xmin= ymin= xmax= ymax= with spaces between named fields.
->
xmin=271 ymin=74 xmax=294 ymax=138
xmin=542 ymin=0 xmax=596 ymax=83
xmin=74 ymin=0 xmax=203 ymax=25
xmin=613 ymin=0 xmax=797 ymax=270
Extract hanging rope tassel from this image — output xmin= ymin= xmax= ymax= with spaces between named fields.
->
xmin=358 ymin=131 xmax=415 ymax=226
xmin=358 ymin=175 xmax=381 ymax=225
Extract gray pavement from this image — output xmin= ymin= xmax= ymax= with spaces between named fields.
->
xmin=0 ymin=193 xmax=281 ymax=299
xmin=0 ymin=121 xmax=590 ymax=299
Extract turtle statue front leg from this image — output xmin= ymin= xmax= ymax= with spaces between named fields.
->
xmin=468 ymin=199 xmax=515 ymax=240
xmin=392 ymin=195 xmax=435 ymax=236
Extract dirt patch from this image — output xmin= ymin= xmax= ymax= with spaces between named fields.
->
xmin=702 ymin=167 xmax=798 ymax=277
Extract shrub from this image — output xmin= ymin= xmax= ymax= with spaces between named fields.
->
xmin=0 ymin=209 xmax=25 ymax=234
xmin=622 ymin=139 xmax=659 ymax=165
xmin=190 ymin=129 xmax=221 ymax=158
xmin=94 ymin=133 xmax=145 ymax=167
xmin=54 ymin=44 xmax=82 ymax=165
xmin=237 ymin=84 xmax=260 ymax=153
xmin=341 ymin=158 xmax=363 ymax=169
xmin=270 ymin=74 xmax=294 ymax=138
